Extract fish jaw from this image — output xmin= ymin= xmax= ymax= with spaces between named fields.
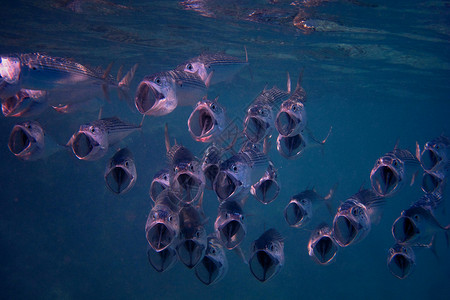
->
xmin=283 ymin=199 xmax=310 ymax=228
xmin=251 ymin=177 xmax=280 ymax=205
xmin=104 ymin=163 xmax=136 ymax=194
xmin=176 ymin=238 xmax=207 ymax=269
xmin=308 ymin=234 xmax=338 ymax=265
xmin=370 ymin=163 xmax=401 ymax=197
xmin=214 ymin=170 xmax=246 ymax=202
xmin=145 ymin=211 xmax=179 ymax=252
xmin=215 ymin=216 xmax=246 ymax=250
xmin=147 ymin=246 xmax=177 ymax=273
xmin=421 ymin=171 xmax=444 ymax=194
xmin=68 ymin=130 xmax=106 ymax=161
xmin=249 ymin=249 xmax=280 ymax=282
xmin=195 ymin=255 xmax=223 ymax=285
xmin=134 ymin=80 xmax=177 ymax=116
xmin=171 ymin=168 xmax=205 ymax=204
xmin=332 ymin=212 xmax=364 ymax=247
xmin=420 ymin=147 xmax=441 ymax=172
xmin=243 ymin=114 xmax=271 ymax=144
xmin=8 ymin=122 xmax=44 ymax=161
xmin=276 ymin=133 xmax=306 ymax=159
xmin=150 ymin=179 xmax=169 ymax=203
xmin=387 ymin=245 xmax=415 ymax=279
xmin=392 ymin=215 xmax=420 ymax=245
xmin=188 ymin=103 xmax=221 ymax=142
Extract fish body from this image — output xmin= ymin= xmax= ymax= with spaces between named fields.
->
xmin=187 ymin=97 xmax=226 ymax=142
xmin=104 ymin=148 xmax=137 ymax=194
xmin=195 ymin=235 xmax=228 ymax=285
xmin=149 ymin=169 xmax=170 ymax=202
xmin=250 ymin=161 xmax=280 ymax=205
xmin=387 ymin=244 xmax=415 ymax=280
xmin=307 ymin=223 xmax=338 ymax=265
xmin=214 ymin=199 xmax=246 ymax=250
xmin=1 ymin=89 xmax=48 ymax=117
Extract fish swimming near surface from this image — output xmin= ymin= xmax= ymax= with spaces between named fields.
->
xmin=387 ymin=243 xmax=416 ymax=280
xmin=416 ymin=135 xmax=450 ymax=175
xmin=307 ymin=223 xmax=339 ymax=265
xmin=248 ymin=228 xmax=284 ymax=282
xmin=214 ymin=199 xmax=246 ymax=250
xmin=187 ymin=96 xmax=226 ymax=143
xmin=134 ymin=70 xmax=208 ymax=117
xmin=145 ymin=189 xmax=181 ymax=252
xmin=66 ymin=116 xmax=142 ymax=161
xmin=8 ymin=120 xmax=62 ymax=161
xmin=147 ymin=245 xmax=178 ymax=273
xmin=250 ymin=161 xmax=280 ymax=205
xmin=332 ymin=188 xmax=384 ymax=247
xmin=194 ymin=235 xmax=228 ymax=286
xmin=1 ymin=89 xmax=48 ymax=117
xmin=104 ymin=148 xmax=137 ymax=194
xmin=149 ymin=168 xmax=170 ymax=202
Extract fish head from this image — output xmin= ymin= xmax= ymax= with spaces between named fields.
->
xmin=215 ymin=202 xmax=246 ymax=250
xmin=243 ymin=104 xmax=273 ymax=143
xmin=177 ymin=61 xmax=209 ymax=83
xmin=68 ymin=123 xmax=107 ymax=161
xmin=214 ymin=156 xmax=249 ymax=201
xmin=188 ymin=98 xmax=225 ymax=142
xmin=392 ymin=206 xmax=428 ymax=244
xmin=145 ymin=205 xmax=180 ymax=252
xmin=149 ymin=169 xmax=170 ymax=202
xmin=275 ymin=99 xmax=306 ymax=136
xmin=249 ymin=230 xmax=284 ymax=282
xmin=104 ymin=150 xmax=137 ymax=194
xmin=147 ymin=246 xmax=178 ymax=273
xmin=195 ymin=236 xmax=228 ymax=286
xmin=134 ymin=73 xmax=177 ymax=116
xmin=176 ymin=225 xmax=207 ymax=269
xmin=276 ymin=133 xmax=306 ymax=159
xmin=250 ymin=173 xmax=280 ymax=205
xmin=8 ymin=121 xmax=45 ymax=161
xmin=332 ymin=201 xmax=369 ymax=247
xmin=171 ymin=160 xmax=205 ymax=204
xmin=421 ymin=141 xmax=446 ymax=172
xmin=370 ymin=155 xmax=404 ymax=197
xmin=421 ymin=171 xmax=444 ymax=194
xmin=308 ymin=225 xmax=338 ymax=265
xmin=0 ymin=55 xmax=21 ymax=98
xmin=387 ymin=244 xmax=415 ymax=279
xmin=283 ymin=197 xmax=312 ymax=228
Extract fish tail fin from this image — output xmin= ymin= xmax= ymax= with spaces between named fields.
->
xmin=117 ymin=63 xmax=138 ymax=100
xmin=324 ymin=183 xmax=338 ymax=216
xmin=286 ymin=72 xmax=291 ymax=93
xmin=116 ymin=65 xmax=124 ymax=82
xmin=415 ymin=141 xmax=421 ymax=162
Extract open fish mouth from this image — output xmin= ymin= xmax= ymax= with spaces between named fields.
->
xmin=195 ymin=256 xmax=222 ymax=285
xmin=214 ymin=171 xmax=241 ymax=201
xmin=147 ymin=247 xmax=177 ymax=273
xmin=275 ymin=111 xmax=298 ymax=137
xmin=252 ymin=179 xmax=280 ymax=205
xmin=392 ymin=216 xmax=419 ymax=244
xmin=333 ymin=215 xmax=358 ymax=247
xmin=421 ymin=149 xmax=440 ymax=171
xmin=72 ymin=132 xmax=99 ymax=160
xmin=371 ymin=165 xmax=399 ymax=197
xmin=388 ymin=252 xmax=413 ymax=279
xmin=146 ymin=222 xmax=175 ymax=252
xmin=173 ymin=172 xmax=203 ymax=204
xmin=244 ymin=116 xmax=267 ymax=143
xmin=312 ymin=236 xmax=338 ymax=265
xmin=284 ymin=200 xmax=307 ymax=227
xmin=421 ymin=172 xmax=442 ymax=194
xmin=2 ymin=94 xmax=21 ymax=117
xmin=149 ymin=180 xmax=169 ymax=202
xmin=105 ymin=166 xmax=134 ymax=194
xmin=218 ymin=219 xmax=245 ymax=249
xmin=188 ymin=106 xmax=216 ymax=142
xmin=8 ymin=126 xmax=34 ymax=156
xmin=249 ymin=250 xmax=279 ymax=282
xmin=204 ymin=164 xmax=219 ymax=190
xmin=176 ymin=239 xmax=206 ymax=269
xmin=135 ymin=81 xmax=165 ymax=115
xmin=276 ymin=134 xmax=305 ymax=159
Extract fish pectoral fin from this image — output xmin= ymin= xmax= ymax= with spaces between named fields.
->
xmin=410 ymin=170 xmax=419 ymax=186
xmin=204 ymin=71 xmax=214 ymax=89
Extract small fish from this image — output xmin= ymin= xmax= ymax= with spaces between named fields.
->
xmin=194 ymin=235 xmax=228 ymax=286
xmin=8 ymin=121 xmax=61 ymax=161
xmin=332 ymin=188 xmax=384 ymax=247
xmin=187 ymin=97 xmax=226 ymax=143
xmin=214 ymin=199 xmax=246 ymax=250
xmin=248 ymin=228 xmax=284 ymax=282
xmin=135 ymin=70 xmax=207 ymax=117
xmin=66 ymin=116 xmax=141 ymax=161
xmin=275 ymin=70 xmax=307 ymax=137
xmin=1 ymin=89 xmax=48 ymax=117
xmin=175 ymin=204 xmax=208 ymax=269
xmin=276 ymin=127 xmax=332 ymax=160
xmin=147 ymin=245 xmax=178 ymax=273
xmin=417 ymin=135 xmax=450 ymax=174
xmin=104 ymin=148 xmax=137 ymax=194
xmin=145 ymin=189 xmax=180 ymax=252
xmin=250 ymin=161 xmax=280 ymax=205
xmin=387 ymin=244 xmax=415 ymax=280
xmin=370 ymin=145 xmax=420 ymax=197
xmin=149 ymin=169 xmax=170 ymax=202
xmin=175 ymin=49 xmax=249 ymax=86
xmin=392 ymin=192 xmax=449 ymax=247
xmin=283 ymin=185 xmax=335 ymax=228
xmin=201 ymin=143 xmax=223 ymax=190
xmin=307 ymin=223 xmax=338 ymax=265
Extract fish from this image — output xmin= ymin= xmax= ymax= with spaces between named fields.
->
xmin=416 ymin=135 xmax=450 ymax=174
xmin=392 ymin=192 xmax=449 ymax=247
xmin=134 ymin=70 xmax=207 ymax=117
xmin=8 ymin=121 xmax=62 ymax=161
xmin=175 ymin=204 xmax=208 ymax=269
xmin=248 ymin=228 xmax=284 ymax=282
xmin=1 ymin=89 xmax=48 ymax=117
xmin=276 ymin=127 xmax=332 ymax=160
xmin=332 ymin=188 xmax=384 ymax=247
xmin=421 ymin=170 xmax=446 ymax=194
xmin=283 ymin=185 xmax=336 ymax=228
xmin=145 ymin=189 xmax=180 ymax=252
xmin=214 ymin=199 xmax=246 ymax=250
xmin=307 ymin=223 xmax=339 ymax=265
xmin=147 ymin=245 xmax=178 ymax=273
xmin=149 ymin=169 xmax=170 ymax=202
xmin=370 ymin=144 xmax=420 ymax=197
xmin=175 ymin=49 xmax=249 ymax=86
xmin=194 ymin=235 xmax=228 ymax=286
xmin=66 ymin=116 xmax=142 ymax=161
xmin=250 ymin=161 xmax=280 ymax=205
xmin=275 ymin=70 xmax=308 ymax=137
xmin=387 ymin=244 xmax=415 ymax=280
xmin=104 ymin=148 xmax=137 ymax=194
xmin=187 ymin=97 xmax=226 ymax=143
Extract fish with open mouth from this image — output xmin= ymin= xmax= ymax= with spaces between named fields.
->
xmin=175 ymin=48 xmax=249 ymax=86
xmin=66 ymin=116 xmax=142 ymax=161
xmin=104 ymin=148 xmax=137 ymax=194
xmin=195 ymin=235 xmax=228 ymax=286
xmin=134 ymin=70 xmax=208 ymax=117
xmin=147 ymin=245 xmax=178 ymax=273
xmin=248 ymin=228 xmax=284 ymax=282
xmin=387 ymin=243 xmax=415 ymax=280
xmin=214 ymin=199 xmax=246 ymax=250
xmin=370 ymin=144 xmax=420 ymax=197
xmin=392 ymin=192 xmax=449 ymax=248
xmin=250 ymin=161 xmax=280 ymax=205
xmin=332 ymin=188 xmax=384 ymax=247
xmin=201 ymin=143 xmax=224 ymax=190
xmin=275 ymin=70 xmax=307 ymax=137
xmin=283 ymin=185 xmax=336 ymax=228
xmin=8 ymin=121 xmax=62 ymax=161
xmin=149 ymin=169 xmax=170 ymax=202
xmin=145 ymin=189 xmax=181 ymax=252
xmin=187 ymin=96 xmax=226 ymax=143
xmin=175 ymin=204 xmax=208 ymax=269
xmin=421 ymin=170 xmax=446 ymax=194
xmin=416 ymin=135 xmax=450 ymax=175
xmin=307 ymin=223 xmax=338 ymax=265
xmin=1 ymin=89 xmax=48 ymax=117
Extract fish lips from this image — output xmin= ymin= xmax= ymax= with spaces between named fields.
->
xmin=275 ymin=110 xmax=300 ymax=137
xmin=188 ymin=105 xmax=218 ymax=142
xmin=147 ymin=246 xmax=177 ymax=273
xmin=217 ymin=218 xmax=246 ymax=250
xmin=214 ymin=171 xmax=242 ymax=201
xmin=251 ymin=178 xmax=280 ymax=205
xmin=310 ymin=235 xmax=338 ymax=265
xmin=387 ymin=252 xmax=414 ymax=279
xmin=243 ymin=115 xmax=268 ymax=143
xmin=172 ymin=171 xmax=204 ymax=204
xmin=146 ymin=222 xmax=177 ymax=252
xmin=195 ymin=255 xmax=224 ymax=286
xmin=421 ymin=148 xmax=440 ymax=172
xmin=284 ymin=200 xmax=309 ymax=228
xmin=149 ymin=179 xmax=169 ymax=202
xmin=392 ymin=216 xmax=420 ymax=244
xmin=332 ymin=215 xmax=361 ymax=247
xmin=8 ymin=125 xmax=37 ymax=159
xmin=249 ymin=250 xmax=280 ymax=282
xmin=134 ymin=80 xmax=166 ymax=116
xmin=71 ymin=131 xmax=101 ymax=160
xmin=176 ymin=239 xmax=206 ymax=269
xmin=276 ymin=133 xmax=305 ymax=159
xmin=104 ymin=164 xmax=136 ymax=194
xmin=421 ymin=172 xmax=443 ymax=194
xmin=370 ymin=164 xmax=400 ymax=197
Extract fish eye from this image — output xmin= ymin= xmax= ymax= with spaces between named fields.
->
xmin=24 ymin=123 xmax=31 ymax=129
xmin=154 ymin=77 xmax=162 ymax=85
xmin=124 ymin=161 xmax=129 ymax=167
xmin=186 ymin=63 xmax=193 ymax=71
xmin=89 ymin=126 xmax=95 ymax=133
xmin=168 ymin=215 xmax=173 ymax=222
xmin=232 ymin=164 xmax=238 ymax=172
xmin=195 ymin=231 xmax=201 ymax=238
xmin=240 ymin=215 xmax=245 ymax=221
xmin=300 ymin=199 xmax=307 ymax=205
xmin=210 ymin=248 xmax=216 ymax=255
xmin=225 ymin=213 xmax=230 ymax=219
xmin=292 ymin=104 xmax=298 ymax=112
xmin=436 ymin=144 xmax=440 ymax=150
xmin=351 ymin=207 xmax=362 ymax=216
xmin=269 ymin=244 xmax=275 ymax=251
xmin=401 ymin=246 xmax=407 ymax=253
xmin=413 ymin=214 xmax=420 ymax=221
xmin=188 ymin=163 xmax=194 ymax=171
xmin=174 ymin=166 xmax=178 ymax=173
xmin=211 ymin=103 xmax=216 ymax=110
xmin=163 ymin=175 xmax=168 ymax=180
xmin=152 ymin=212 xmax=158 ymax=220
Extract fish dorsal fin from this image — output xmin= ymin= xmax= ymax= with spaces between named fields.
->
xmin=213 ymin=96 xmax=219 ymax=102
xmin=286 ymin=72 xmax=291 ymax=94
xmin=101 ymin=62 xmax=113 ymax=80
xmin=164 ymin=123 xmax=171 ymax=153
xmin=393 ymin=139 xmax=400 ymax=150
xmin=244 ymin=46 xmax=248 ymax=63
xmin=415 ymin=141 xmax=421 ymax=161
xmin=97 ymin=107 xmax=103 ymax=120
xmin=116 ymin=65 xmax=123 ymax=82
xmin=118 ymin=63 xmax=138 ymax=88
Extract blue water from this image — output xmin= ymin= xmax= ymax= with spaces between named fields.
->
xmin=1 ymin=0 xmax=449 ymax=299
